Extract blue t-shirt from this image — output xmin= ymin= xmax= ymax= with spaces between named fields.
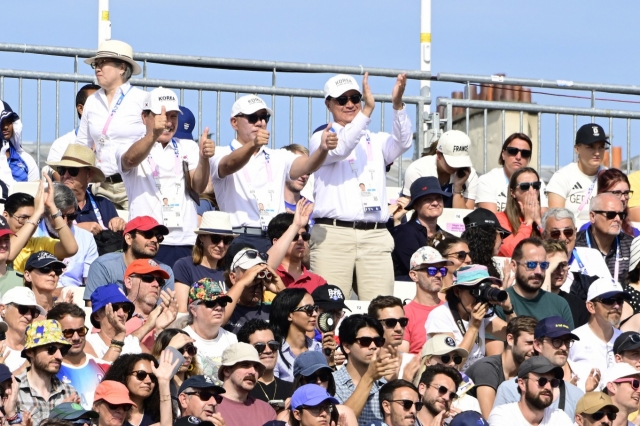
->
xmin=173 ymin=255 xmax=225 ymax=287
xmin=196 ymin=199 xmax=216 ymax=217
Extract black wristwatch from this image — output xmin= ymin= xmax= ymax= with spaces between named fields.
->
xmin=503 ymin=307 xmax=514 ymax=315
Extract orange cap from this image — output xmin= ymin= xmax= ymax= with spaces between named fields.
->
xmin=124 ymin=259 xmax=170 ymax=279
xmin=94 ymin=381 xmax=137 ymax=407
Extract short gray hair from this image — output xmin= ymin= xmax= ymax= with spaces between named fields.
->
xmin=53 ymin=183 xmax=78 ymax=211
xmin=541 ymin=208 xmax=576 ymax=231
xmin=590 ymin=193 xmax=621 ymax=212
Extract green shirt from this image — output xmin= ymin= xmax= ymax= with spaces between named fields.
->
xmin=0 ymin=271 xmax=24 ymax=296
xmin=497 ymin=286 xmax=575 ymax=329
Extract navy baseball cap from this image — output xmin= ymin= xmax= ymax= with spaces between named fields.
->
xmin=25 ymin=251 xmax=66 ymax=271
xmin=576 ymin=123 xmax=609 ymax=146
xmin=291 ymin=384 xmax=339 ymax=410
xmin=0 ymin=364 xmax=12 ymax=383
xmin=175 ymin=106 xmax=196 ymax=140
xmin=450 ymin=411 xmax=489 ymax=426
xmin=89 ymin=284 xmax=134 ymax=328
xmin=177 ymin=375 xmax=225 ymax=395
xmin=405 ymin=176 xmax=451 ymax=210
xmin=293 ymin=351 xmax=332 ymax=377
xmin=534 ymin=316 xmax=579 ymax=341
xmin=0 ymin=101 xmax=19 ymax=124
xmin=614 ymin=331 xmax=640 ymax=355
xmin=311 ymin=284 xmax=350 ymax=312
xmin=463 ymin=208 xmax=511 ymax=236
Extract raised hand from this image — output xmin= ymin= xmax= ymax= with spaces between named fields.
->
xmin=151 ymin=106 xmax=168 ymax=139
xmin=585 ymin=368 xmax=601 ymax=392
xmin=43 ymin=172 xmax=57 ymax=214
xmin=470 ymin=302 xmax=488 ymax=327
xmin=155 ymin=289 xmax=178 ymax=331
xmin=199 ymin=127 xmax=216 ymax=158
xmin=362 ymin=72 xmax=375 ymax=117
xmin=320 ymin=122 xmax=338 ymax=151
xmin=105 ymin=303 xmax=126 ymax=334
xmin=392 ymin=73 xmax=407 ymax=110
xmin=152 ymin=348 xmax=181 ymax=382
xmin=293 ymin=198 xmax=314 ymax=228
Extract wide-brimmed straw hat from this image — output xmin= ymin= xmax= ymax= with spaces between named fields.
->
xmin=83 ymin=40 xmax=142 ymax=76
xmin=46 ymin=144 xmax=105 ymax=183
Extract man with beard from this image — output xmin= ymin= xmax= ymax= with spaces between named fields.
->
xmin=569 ymin=278 xmax=630 ymax=391
xmin=84 ymin=216 xmax=174 ymax=303
xmin=17 ymin=319 xmax=78 ymax=426
xmin=416 ymin=364 xmax=462 ymax=426
xmin=600 ymin=363 xmax=640 ymax=426
xmin=176 ymin=375 xmax=226 ymax=425
xmin=488 ymin=356 xmax=573 ymax=425
xmin=574 ymin=392 xmax=619 ymax=426
xmin=217 ymin=343 xmax=277 ymax=426
xmin=466 ymin=316 xmax=538 ymax=419
xmin=379 ymin=379 xmax=421 ymax=426
xmin=496 ymin=237 xmax=574 ymax=328
xmin=493 ymin=316 xmax=586 ymax=420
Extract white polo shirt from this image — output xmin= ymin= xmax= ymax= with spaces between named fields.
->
xmin=560 ymin=246 xmax=613 ymax=292
xmin=115 ymin=138 xmax=199 ymax=246
xmin=210 ymin=141 xmax=298 ymax=228
xmin=76 ymin=82 xmax=147 ymax=177
xmin=310 ymin=108 xmax=413 ymax=222
xmin=546 ymin=162 xmax=604 ymax=222
xmin=568 ymin=323 xmax=620 ymax=391
xmin=402 ymin=154 xmax=479 ymax=201
xmin=476 ymin=167 xmax=549 ymax=212
xmin=48 ymin=129 xmax=76 ymax=163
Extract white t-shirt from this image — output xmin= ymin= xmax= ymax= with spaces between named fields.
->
xmin=210 ymin=141 xmax=298 ymax=228
xmin=476 ymin=167 xmax=548 ymax=212
xmin=402 ymin=155 xmax=479 ymax=201
xmin=545 ymin=162 xmax=602 ymax=221
xmin=184 ymin=325 xmax=238 ymax=375
xmin=488 ymin=402 xmax=573 ymax=426
xmin=568 ymin=323 xmax=620 ymax=391
xmin=85 ymin=332 xmax=142 ymax=358
xmin=48 ymin=129 xmax=76 ymax=162
xmin=560 ymin=247 xmax=613 ymax=292
xmin=425 ymin=302 xmax=495 ymax=371
xmin=4 ymin=347 xmax=26 ymax=373
xmin=116 ymin=138 xmax=199 ymax=246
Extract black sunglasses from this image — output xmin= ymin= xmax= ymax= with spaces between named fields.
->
xmin=237 ymin=112 xmax=271 ymax=125
xmin=292 ymin=304 xmax=319 ymax=316
xmin=303 ymin=370 xmax=333 ymax=384
xmin=504 ymin=147 xmax=532 ymax=158
xmin=354 ymin=336 xmax=385 ymax=348
xmin=12 ymin=304 xmax=40 ymax=318
xmin=44 ymin=344 xmax=70 ymax=357
xmin=233 ymin=250 xmax=268 ymax=269
xmin=34 ymin=266 xmax=64 ymax=276
xmin=131 ymin=273 xmax=166 ymax=287
xmin=439 ymin=354 xmax=463 ymax=365
xmin=210 ymin=234 xmax=235 ymax=246
xmin=593 ymin=210 xmax=628 ymax=221
xmin=111 ymin=302 xmax=132 ymax=314
xmin=389 ymin=400 xmax=424 ymax=411
xmin=330 ymin=94 xmax=362 ymax=106
xmin=594 ymin=296 xmax=626 ymax=306
xmin=184 ymin=390 xmax=223 ymax=403
xmin=526 ymin=377 xmax=561 ymax=388
xmin=130 ymin=370 xmax=157 ymax=382
xmin=105 ymin=402 xmax=132 ymax=412
xmin=293 ymin=232 xmax=311 ymax=242
xmin=380 ymin=317 xmax=409 ymax=328
xmin=201 ymin=299 xmax=229 ymax=309
xmin=548 ymin=228 xmax=575 ymax=239
xmin=134 ymin=229 xmax=165 ymax=243
xmin=177 ymin=343 xmax=198 ymax=356
xmin=57 ymin=167 xmax=82 ymax=177
xmin=589 ymin=411 xmax=617 ymax=421
xmin=429 ymin=384 xmax=458 ymax=400
xmin=516 ymin=181 xmax=541 ymax=191
xmin=446 ymin=251 xmax=470 ymax=261
xmin=62 ymin=212 xmax=78 ymax=221
xmin=541 ymin=337 xmax=574 ymax=349
xmin=253 ymin=340 xmax=281 ymax=355
xmin=62 ymin=326 xmax=88 ymax=339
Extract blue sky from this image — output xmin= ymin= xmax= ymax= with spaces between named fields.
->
xmin=2 ymin=0 xmax=640 ymax=168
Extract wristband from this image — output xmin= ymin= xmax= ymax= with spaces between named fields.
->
xmin=111 ymin=339 xmax=125 ymax=348
xmin=7 ymin=413 xmax=22 ymax=425
xmin=503 ymin=307 xmax=514 ymax=315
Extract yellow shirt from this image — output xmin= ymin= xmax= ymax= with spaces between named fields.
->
xmin=628 ymin=170 xmax=640 ymax=208
xmin=13 ymin=237 xmax=59 ymax=273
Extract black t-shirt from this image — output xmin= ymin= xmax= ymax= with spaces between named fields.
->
xmin=249 ymin=377 xmax=294 ymax=403
xmin=466 ymin=354 xmax=505 ymax=396
xmin=224 ymin=304 xmax=271 ymax=334
xmin=558 ymin=290 xmax=590 ymax=328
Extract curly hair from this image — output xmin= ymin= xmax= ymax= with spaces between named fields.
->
xmin=151 ymin=329 xmax=201 ymax=378
xmin=102 ymin=354 xmax=160 ymax=422
xmin=461 ymin=226 xmax=500 ymax=278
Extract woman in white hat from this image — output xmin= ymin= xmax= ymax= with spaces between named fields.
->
xmin=75 ymin=39 xmax=147 ymax=209
xmin=173 ymin=211 xmax=238 ymax=313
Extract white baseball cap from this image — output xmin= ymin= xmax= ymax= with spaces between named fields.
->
xmin=230 ymin=95 xmax=273 ymax=118
xmin=324 ymin=74 xmax=361 ymax=99
xmin=143 ymin=87 xmax=182 ymax=115
xmin=421 ymin=334 xmax=469 ymax=358
xmin=587 ymin=277 xmax=631 ymax=302
xmin=1 ymin=287 xmax=46 ymax=316
xmin=231 ymin=248 xmax=267 ymax=270
xmin=437 ymin=130 xmax=473 ymax=169
xmin=602 ymin=362 xmax=640 ymax=386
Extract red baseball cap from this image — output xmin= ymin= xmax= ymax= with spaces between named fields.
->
xmin=123 ymin=216 xmax=169 ymax=235
xmin=0 ymin=216 xmax=15 ymax=238
xmin=125 ymin=259 xmax=170 ymax=279
xmin=94 ymin=380 xmax=137 ymax=407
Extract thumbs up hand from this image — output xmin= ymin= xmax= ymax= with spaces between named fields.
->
xmin=199 ymin=127 xmax=216 ymax=158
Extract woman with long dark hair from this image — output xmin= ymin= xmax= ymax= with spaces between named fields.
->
xmin=269 ymin=288 xmax=323 ymax=382
xmin=436 ymin=237 xmax=472 ymax=288
xmin=461 ymin=208 xmax=510 ymax=279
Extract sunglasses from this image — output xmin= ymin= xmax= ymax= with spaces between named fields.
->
xmin=134 ymin=229 xmax=165 ymax=243
xmin=354 ymin=336 xmax=385 ymax=348
xmin=593 ymin=210 xmax=628 ymax=221
xmin=130 ymin=370 xmax=157 ymax=382
xmin=504 ymin=147 xmax=532 ymax=158
xmin=105 ymin=402 xmax=132 ymax=412
xmin=604 ymin=190 xmax=634 ymax=198
xmin=516 ymin=181 xmax=541 ymax=191
xmin=43 ymin=345 xmax=70 ymax=356
xmin=237 ymin=112 xmax=271 ymax=125
xmin=446 ymin=251 xmax=470 ymax=261
xmin=34 ymin=266 xmax=64 ymax=276
xmin=233 ymin=250 xmax=268 ymax=269
xmin=300 ymin=404 xmax=334 ymax=416
xmin=253 ymin=340 xmax=281 ymax=355
xmin=526 ymin=376 xmax=561 ymax=388
xmin=303 ymin=370 xmax=333 ymax=384
xmin=292 ymin=232 xmax=311 ymax=242
xmin=184 ymin=391 xmax=223 ymax=404
xmin=517 ymin=261 xmax=550 ymax=270
xmin=548 ymin=228 xmax=575 ymax=240
xmin=594 ymin=296 xmax=626 ymax=306
xmin=201 ymin=299 xmax=229 ymax=309
xmin=380 ymin=317 xmax=409 ymax=328
xmin=424 ymin=267 xmax=448 ymax=277
xmin=131 ymin=273 xmax=166 ymax=287
xmin=62 ymin=326 xmax=88 ymax=339
xmin=12 ymin=304 xmax=40 ymax=318
xmin=56 ymin=167 xmax=82 ymax=177
xmin=62 ymin=212 xmax=78 ymax=221
xmin=615 ymin=378 xmax=640 ymax=390
xmin=111 ymin=302 xmax=132 ymax=314
xmin=589 ymin=411 xmax=617 ymax=421
xmin=389 ymin=400 xmax=424 ymax=411
xmin=210 ymin=234 xmax=235 ymax=246
xmin=292 ymin=304 xmax=320 ymax=316
xmin=541 ymin=337 xmax=574 ymax=349
xmin=429 ymin=384 xmax=458 ymax=400
xmin=178 ymin=343 xmax=198 ymax=356
xmin=439 ymin=354 xmax=463 ymax=365
xmin=330 ymin=94 xmax=362 ymax=106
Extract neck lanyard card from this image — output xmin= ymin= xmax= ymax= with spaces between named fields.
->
xmin=148 ymin=139 xmax=185 ymax=229
xmin=355 ymin=133 xmax=381 ymax=213
xmin=97 ymin=86 xmax=133 ymax=160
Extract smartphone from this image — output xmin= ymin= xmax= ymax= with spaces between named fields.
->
xmin=164 ymin=347 xmax=186 ymax=377
xmin=456 ymin=167 xmax=470 ymax=178
xmin=268 ymin=400 xmax=285 ymax=410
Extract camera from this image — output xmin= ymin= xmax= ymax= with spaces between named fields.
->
xmin=469 ymin=281 xmax=507 ymax=304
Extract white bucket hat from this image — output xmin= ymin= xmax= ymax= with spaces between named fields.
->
xmin=84 ymin=40 xmax=142 ymax=76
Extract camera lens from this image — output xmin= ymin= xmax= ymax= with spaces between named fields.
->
xmin=481 ymin=286 xmax=508 ymax=303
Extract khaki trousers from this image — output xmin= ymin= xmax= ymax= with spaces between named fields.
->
xmin=95 ymin=181 xmax=128 ymax=210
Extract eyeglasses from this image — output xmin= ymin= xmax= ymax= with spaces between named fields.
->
xmin=330 ymin=94 xmax=362 ymax=106
xmin=253 ymin=340 xmax=281 ymax=355
xmin=105 ymin=402 xmax=132 ymax=412
xmin=209 ymin=234 xmax=235 ymax=246
xmin=516 ymin=181 xmax=541 ymax=191
xmin=130 ymin=370 xmax=157 ymax=382
xmin=131 ymin=274 xmax=166 ymax=287
xmin=292 ymin=304 xmax=319 ymax=316
xmin=548 ymin=228 xmax=575 ymax=240
xmin=615 ymin=378 xmax=640 ymax=390
xmin=61 ymin=212 xmax=78 ymax=221
xmin=292 ymin=232 xmax=311 ymax=242
xmin=446 ymin=251 xmax=470 ymax=261
xmin=588 ymin=411 xmax=617 ymax=421
xmin=438 ymin=354 xmax=463 ymax=365
xmin=354 ymin=336 xmax=385 ymax=348
xmin=516 ymin=261 xmax=550 ymax=270
xmin=417 ymin=267 xmax=448 ymax=277
xmin=44 ymin=344 xmax=70 ymax=357
xmin=504 ymin=147 xmax=532 ymax=159
xmin=300 ymin=404 xmax=334 ymax=416
xmin=34 ymin=266 xmax=64 ymax=276
xmin=429 ymin=384 xmax=458 ymax=400
xmin=56 ymin=167 xmax=81 ymax=177
xmin=236 ymin=112 xmax=271 ymax=125
xmin=389 ymin=400 xmax=425 ymax=411
xmin=233 ymin=250 xmax=268 ymax=270
xmin=604 ymin=190 xmax=634 ymax=199
xmin=111 ymin=302 xmax=132 ymax=314
xmin=380 ymin=317 xmax=409 ymax=328
xmin=9 ymin=214 xmax=30 ymax=224
xmin=541 ymin=337 xmax=574 ymax=349
xmin=593 ymin=210 xmax=628 ymax=221
xmin=525 ymin=376 xmax=561 ymax=388
xmin=62 ymin=326 xmax=88 ymax=339
xmin=134 ymin=229 xmax=165 ymax=243
xmin=90 ymin=59 xmax=120 ymax=69
xmin=594 ymin=296 xmax=626 ymax=306
xmin=184 ymin=391 xmax=223 ymax=404
xmin=201 ymin=299 xmax=229 ymax=309
xmin=11 ymin=304 xmax=40 ymax=318
xmin=303 ymin=370 xmax=333 ymax=384
xmin=177 ymin=343 xmax=198 ymax=356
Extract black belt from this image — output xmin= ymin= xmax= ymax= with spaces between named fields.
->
xmin=315 ymin=218 xmax=386 ymax=230
xmin=232 ymin=226 xmax=266 ymax=236
xmin=104 ymin=173 xmax=123 ymax=184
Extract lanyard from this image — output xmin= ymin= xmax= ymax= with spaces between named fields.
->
xmin=572 ymin=248 xmax=587 ymax=274
xmin=86 ymin=191 xmax=106 ymax=230
xmin=229 ymin=144 xmax=273 ymax=185
xmin=577 ymin=167 xmax=601 ymax=213
xmin=101 ymin=86 xmax=133 ymax=139
xmin=348 ymin=132 xmax=375 ymax=177
xmin=148 ymin=138 xmax=182 ymax=177
xmin=586 ymin=227 xmax=620 ymax=283
xmin=74 ymin=127 xmax=79 ymax=136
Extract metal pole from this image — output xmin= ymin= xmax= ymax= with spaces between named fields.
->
xmin=537 ymin=113 xmax=542 ymax=173
xmin=98 ymin=0 xmax=111 ymax=45
xmin=55 ymin=80 xmax=60 ymax=139
xmin=198 ymin=90 xmax=202 ymax=138
xmin=483 ymin=109 xmax=487 ymax=174
xmin=555 ymin=114 xmax=560 ymax=171
xmin=289 ymin=96 xmax=293 ymax=146
xmin=37 ymin=79 xmax=41 ymax=165
xmin=609 ymin=116 xmax=613 ymax=168
xmin=216 ymin=90 xmax=221 ymax=145
xmin=420 ymin=0 xmax=432 ymax=142
xmin=307 ymin=97 xmax=312 ymax=143
xmin=627 ymin=118 xmax=631 ymax=174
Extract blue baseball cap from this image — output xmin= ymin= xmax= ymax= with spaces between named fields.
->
xmin=89 ymin=284 xmax=134 ymax=328
xmin=293 ymin=351 xmax=332 ymax=377
xmin=405 ymin=176 xmax=451 ymax=210
xmin=449 ymin=411 xmax=489 ymax=426
xmin=177 ymin=374 xmax=225 ymax=395
xmin=0 ymin=364 xmax=12 ymax=383
xmin=291 ymin=384 xmax=339 ymax=410
xmin=175 ymin=106 xmax=196 ymax=140
xmin=534 ymin=316 xmax=579 ymax=340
